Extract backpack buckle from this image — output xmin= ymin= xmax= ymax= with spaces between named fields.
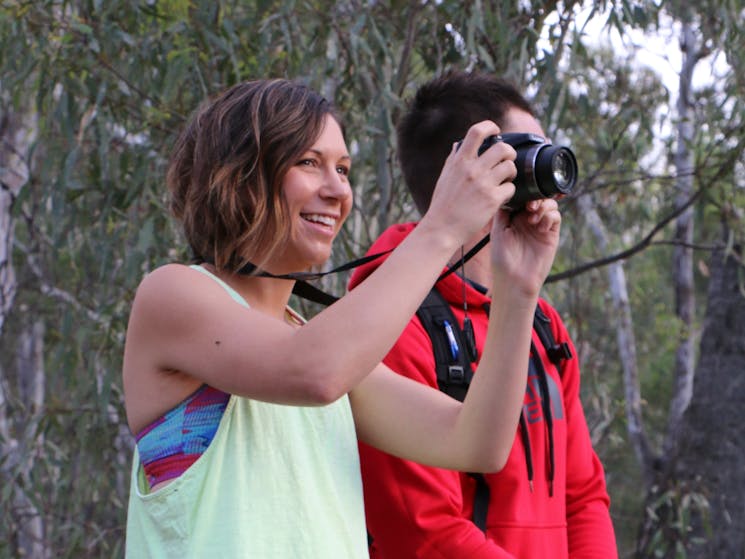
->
xmin=447 ymin=365 xmax=466 ymax=384
xmin=548 ymin=342 xmax=572 ymax=364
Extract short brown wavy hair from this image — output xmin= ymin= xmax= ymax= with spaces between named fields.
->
xmin=167 ymin=79 xmax=339 ymax=271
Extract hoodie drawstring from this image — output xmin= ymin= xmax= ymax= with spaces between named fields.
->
xmin=531 ymin=340 xmax=556 ymax=497
xmin=483 ymin=302 xmax=555 ymax=496
xmin=518 ymin=412 xmax=535 ymax=493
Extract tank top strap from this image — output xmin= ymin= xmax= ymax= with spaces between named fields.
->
xmin=190 ymin=265 xmax=250 ymax=308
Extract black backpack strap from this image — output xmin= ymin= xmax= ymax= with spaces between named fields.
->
xmin=416 ymin=288 xmax=475 ymax=402
xmin=416 ymin=288 xmax=491 ymax=531
xmin=416 ymin=295 xmax=574 ymax=532
xmin=532 ymin=305 xmax=572 ymax=367
xmin=467 ymin=472 xmax=490 ymax=532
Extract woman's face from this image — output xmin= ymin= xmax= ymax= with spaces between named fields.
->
xmin=276 ymin=114 xmax=353 ymax=271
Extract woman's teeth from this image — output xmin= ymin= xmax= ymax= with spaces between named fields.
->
xmin=302 ymin=214 xmax=335 ymax=227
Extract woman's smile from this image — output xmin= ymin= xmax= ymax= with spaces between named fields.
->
xmin=300 ymin=212 xmax=340 ymax=233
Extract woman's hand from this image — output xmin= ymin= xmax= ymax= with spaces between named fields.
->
xmin=420 ymin=121 xmax=517 ymax=247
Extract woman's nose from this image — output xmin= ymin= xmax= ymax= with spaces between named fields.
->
xmin=321 ymin=168 xmax=351 ymax=200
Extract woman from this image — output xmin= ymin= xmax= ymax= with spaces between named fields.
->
xmin=123 ymin=78 xmax=561 ymax=557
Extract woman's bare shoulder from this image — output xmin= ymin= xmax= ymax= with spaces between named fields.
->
xmin=136 ymin=262 xmax=199 ymax=294
xmin=131 ymin=263 xmax=220 ymax=313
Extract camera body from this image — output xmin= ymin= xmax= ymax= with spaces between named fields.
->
xmin=477 ymin=132 xmax=577 ymax=211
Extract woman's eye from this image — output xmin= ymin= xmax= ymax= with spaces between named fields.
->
xmin=298 ymin=158 xmax=317 ymax=167
xmin=336 ymin=165 xmax=350 ymax=176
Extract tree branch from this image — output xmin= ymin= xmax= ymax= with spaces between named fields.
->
xmin=392 ymin=2 xmax=422 ymax=99
xmin=16 ymin=240 xmax=109 ymax=328
xmin=547 ymin=186 xmax=704 ymax=283
xmin=548 ymin=129 xmax=745 ymax=284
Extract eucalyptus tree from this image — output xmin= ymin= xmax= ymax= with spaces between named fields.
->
xmin=634 ymin=0 xmax=745 ymax=551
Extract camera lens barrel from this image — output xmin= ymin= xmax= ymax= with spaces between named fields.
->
xmin=474 ymin=133 xmax=577 ymax=211
xmin=508 ymin=142 xmax=577 ymax=210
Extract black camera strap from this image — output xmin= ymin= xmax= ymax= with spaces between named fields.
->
xmin=227 ymin=233 xmax=491 ymax=307
xmin=240 ymin=250 xmax=394 ymax=306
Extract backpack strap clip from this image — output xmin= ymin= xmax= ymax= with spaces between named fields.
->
xmin=446 ymin=364 xmax=466 ymax=384
xmin=532 ymin=305 xmax=572 ymax=366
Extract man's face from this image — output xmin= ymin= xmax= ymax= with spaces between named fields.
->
xmin=500 ymin=108 xmax=545 ymax=138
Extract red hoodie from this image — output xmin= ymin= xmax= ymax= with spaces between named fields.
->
xmin=349 ymin=223 xmax=617 ymax=559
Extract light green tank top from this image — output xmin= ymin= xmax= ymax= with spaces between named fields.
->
xmin=125 ymin=266 xmax=367 ymax=558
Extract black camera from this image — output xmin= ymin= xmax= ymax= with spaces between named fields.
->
xmin=475 ymin=132 xmax=577 ymax=211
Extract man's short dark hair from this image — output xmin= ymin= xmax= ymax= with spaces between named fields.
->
xmin=397 ymin=71 xmax=535 ymax=215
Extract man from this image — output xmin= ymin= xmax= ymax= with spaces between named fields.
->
xmin=349 ymin=71 xmax=618 ymax=558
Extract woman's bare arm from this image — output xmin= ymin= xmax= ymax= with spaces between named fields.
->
xmin=124 ymin=121 xmax=517 ymax=431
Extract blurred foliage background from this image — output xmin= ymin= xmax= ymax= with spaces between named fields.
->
xmin=1 ymin=1 xmax=743 ymax=557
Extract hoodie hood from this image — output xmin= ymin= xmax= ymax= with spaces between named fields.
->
xmin=348 ymin=222 xmax=415 ymax=288
xmin=348 ymin=222 xmax=492 ymax=312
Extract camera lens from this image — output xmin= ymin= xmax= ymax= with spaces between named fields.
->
xmin=534 ymin=145 xmax=576 ymax=196
xmin=552 ymin=150 xmax=574 ymax=190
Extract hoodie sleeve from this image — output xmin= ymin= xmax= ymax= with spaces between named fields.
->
xmin=359 ymin=317 xmax=518 ymax=559
xmin=542 ymin=303 xmax=618 ymax=559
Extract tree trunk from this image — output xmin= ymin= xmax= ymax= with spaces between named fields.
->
xmin=13 ymin=320 xmax=49 ymax=559
xmin=675 ymin=240 xmax=745 ymax=557
xmin=0 ymin=107 xmax=24 ymax=334
xmin=665 ymin=19 xmax=698 ymax=462
xmin=637 ymin=239 xmax=745 ymax=557
xmin=1 ymin=87 xmax=48 ymax=558
xmin=577 ymin=195 xmax=653 ymax=477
